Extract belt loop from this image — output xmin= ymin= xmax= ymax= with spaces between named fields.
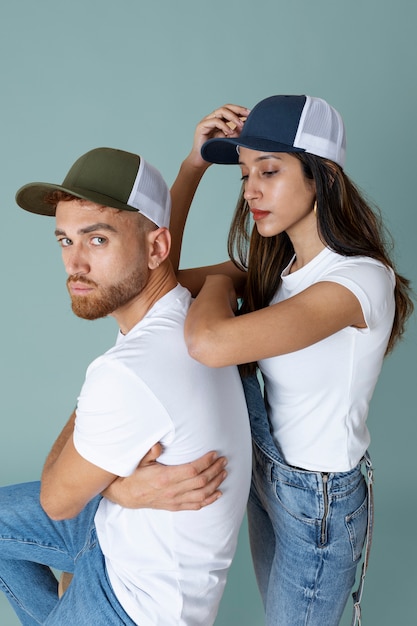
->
xmin=351 ymin=452 xmax=374 ymax=626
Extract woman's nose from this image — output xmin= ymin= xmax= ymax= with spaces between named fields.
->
xmin=243 ymin=176 xmax=259 ymax=201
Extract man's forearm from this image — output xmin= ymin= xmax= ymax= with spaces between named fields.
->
xmin=42 ymin=411 xmax=76 ymax=473
xmin=40 ymin=410 xmax=117 ymax=520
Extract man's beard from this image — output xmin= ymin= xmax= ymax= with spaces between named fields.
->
xmin=67 ymin=268 xmax=148 ymax=320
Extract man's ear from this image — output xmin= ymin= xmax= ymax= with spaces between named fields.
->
xmin=147 ymin=227 xmax=171 ymax=270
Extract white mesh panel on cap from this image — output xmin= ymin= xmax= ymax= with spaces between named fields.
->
xmin=127 ymin=158 xmax=171 ymax=227
xmin=294 ymin=96 xmax=346 ymax=167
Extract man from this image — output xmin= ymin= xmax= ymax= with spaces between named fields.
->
xmin=0 ymin=148 xmax=251 ymax=625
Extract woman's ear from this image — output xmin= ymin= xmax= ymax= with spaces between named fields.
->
xmin=147 ymin=227 xmax=171 ymax=269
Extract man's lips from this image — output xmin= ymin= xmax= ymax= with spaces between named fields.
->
xmin=250 ymin=209 xmax=270 ymax=221
xmin=67 ymin=280 xmax=96 ymax=295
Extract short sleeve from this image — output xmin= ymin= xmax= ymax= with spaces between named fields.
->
xmin=318 ymin=258 xmax=395 ymax=328
xmin=73 ymin=357 xmax=174 ymax=476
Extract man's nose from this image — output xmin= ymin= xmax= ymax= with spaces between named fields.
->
xmin=63 ymin=245 xmax=90 ymax=276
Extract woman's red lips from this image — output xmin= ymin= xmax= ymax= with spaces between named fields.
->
xmin=250 ymin=209 xmax=270 ymax=221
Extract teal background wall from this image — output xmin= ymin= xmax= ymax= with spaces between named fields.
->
xmin=1 ymin=1 xmax=416 ymax=624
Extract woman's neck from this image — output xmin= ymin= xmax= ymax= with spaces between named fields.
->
xmin=289 ymin=238 xmax=325 ymax=273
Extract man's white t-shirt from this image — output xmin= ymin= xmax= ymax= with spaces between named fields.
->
xmin=259 ymin=247 xmax=395 ymax=472
xmin=74 ymin=284 xmax=252 ymax=625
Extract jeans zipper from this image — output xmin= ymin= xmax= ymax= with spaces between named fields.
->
xmin=320 ymin=473 xmax=329 ymax=546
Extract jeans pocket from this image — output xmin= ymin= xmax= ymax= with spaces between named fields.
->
xmin=273 ymin=478 xmax=319 ymax=524
xmin=345 ymin=491 xmax=368 ymax=562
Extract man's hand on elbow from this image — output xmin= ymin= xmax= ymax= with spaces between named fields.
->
xmin=102 ymin=445 xmax=228 ymax=511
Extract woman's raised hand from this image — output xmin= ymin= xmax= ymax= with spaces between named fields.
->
xmin=187 ymin=104 xmax=250 ymax=169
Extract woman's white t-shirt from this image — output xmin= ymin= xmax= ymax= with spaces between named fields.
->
xmin=258 ymin=247 xmax=395 ymax=472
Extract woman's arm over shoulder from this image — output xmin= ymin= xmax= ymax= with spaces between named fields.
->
xmin=185 ymin=277 xmax=365 ymax=368
xmin=178 ymin=260 xmax=246 ymax=298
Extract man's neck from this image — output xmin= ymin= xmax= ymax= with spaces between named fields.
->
xmin=113 ymin=263 xmax=178 ymax=335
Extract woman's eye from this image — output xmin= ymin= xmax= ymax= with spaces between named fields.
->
xmin=263 ymin=170 xmax=278 ymax=177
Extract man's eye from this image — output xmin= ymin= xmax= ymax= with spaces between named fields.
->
xmin=91 ymin=236 xmax=107 ymax=246
xmin=57 ymin=238 xmax=72 ymax=247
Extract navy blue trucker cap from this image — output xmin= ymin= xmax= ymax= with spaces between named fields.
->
xmin=201 ymin=95 xmax=346 ymax=168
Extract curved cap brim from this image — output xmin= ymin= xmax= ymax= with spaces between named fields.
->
xmin=201 ymin=136 xmax=305 ymax=164
xmin=15 ymin=183 xmax=138 ymax=216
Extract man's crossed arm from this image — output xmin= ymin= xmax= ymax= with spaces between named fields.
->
xmin=40 ymin=412 xmax=228 ymax=520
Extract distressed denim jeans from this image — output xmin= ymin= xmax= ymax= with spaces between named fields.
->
xmin=241 ymin=373 xmax=370 ymax=626
xmin=0 ymin=481 xmax=136 ymax=625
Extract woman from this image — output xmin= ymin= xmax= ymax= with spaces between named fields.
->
xmin=168 ymin=95 xmax=414 ymax=625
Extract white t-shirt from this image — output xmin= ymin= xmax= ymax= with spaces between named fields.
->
xmin=258 ymin=247 xmax=395 ymax=472
xmin=73 ymin=285 xmax=252 ymax=626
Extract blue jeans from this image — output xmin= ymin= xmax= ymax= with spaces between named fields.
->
xmin=241 ymin=373 xmax=371 ymax=626
xmin=0 ymin=482 xmax=136 ymax=625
